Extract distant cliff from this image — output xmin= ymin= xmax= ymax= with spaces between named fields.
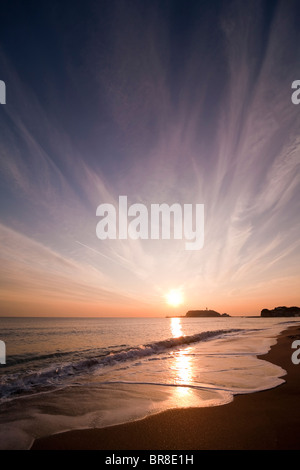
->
xmin=185 ymin=310 xmax=230 ymax=318
xmin=261 ymin=306 xmax=300 ymax=317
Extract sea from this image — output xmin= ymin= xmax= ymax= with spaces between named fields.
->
xmin=0 ymin=316 xmax=299 ymax=450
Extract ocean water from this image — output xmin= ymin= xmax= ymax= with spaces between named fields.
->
xmin=0 ymin=316 xmax=299 ymax=450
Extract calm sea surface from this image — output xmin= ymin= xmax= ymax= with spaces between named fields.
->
xmin=0 ymin=316 xmax=299 ymax=449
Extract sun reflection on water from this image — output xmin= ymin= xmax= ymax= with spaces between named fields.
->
xmin=170 ymin=317 xmax=183 ymax=338
xmin=170 ymin=318 xmax=195 ymax=405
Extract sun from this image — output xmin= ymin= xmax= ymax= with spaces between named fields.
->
xmin=165 ymin=289 xmax=184 ymax=307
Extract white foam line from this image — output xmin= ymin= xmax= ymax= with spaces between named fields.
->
xmin=67 ymin=378 xmax=285 ymax=395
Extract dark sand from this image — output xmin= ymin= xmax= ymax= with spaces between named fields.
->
xmin=31 ymin=325 xmax=300 ymax=450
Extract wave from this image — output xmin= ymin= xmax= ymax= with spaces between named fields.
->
xmin=98 ymin=328 xmax=243 ymax=364
xmin=0 ymin=328 xmax=242 ymax=402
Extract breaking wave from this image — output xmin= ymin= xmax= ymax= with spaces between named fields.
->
xmin=0 ymin=328 xmax=242 ymax=402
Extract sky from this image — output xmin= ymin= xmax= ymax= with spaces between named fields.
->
xmin=0 ymin=0 xmax=299 ymax=317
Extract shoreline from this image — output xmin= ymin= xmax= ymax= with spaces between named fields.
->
xmin=31 ymin=324 xmax=300 ymax=450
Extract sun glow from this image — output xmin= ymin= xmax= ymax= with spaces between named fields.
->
xmin=165 ymin=289 xmax=184 ymax=307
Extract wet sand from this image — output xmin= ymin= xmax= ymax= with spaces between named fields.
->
xmin=31 ymin=325 xmax=300 ymax=450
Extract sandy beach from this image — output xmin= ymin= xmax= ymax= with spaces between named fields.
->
xmin=31 ymin=324 xmax=300 ymax=450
